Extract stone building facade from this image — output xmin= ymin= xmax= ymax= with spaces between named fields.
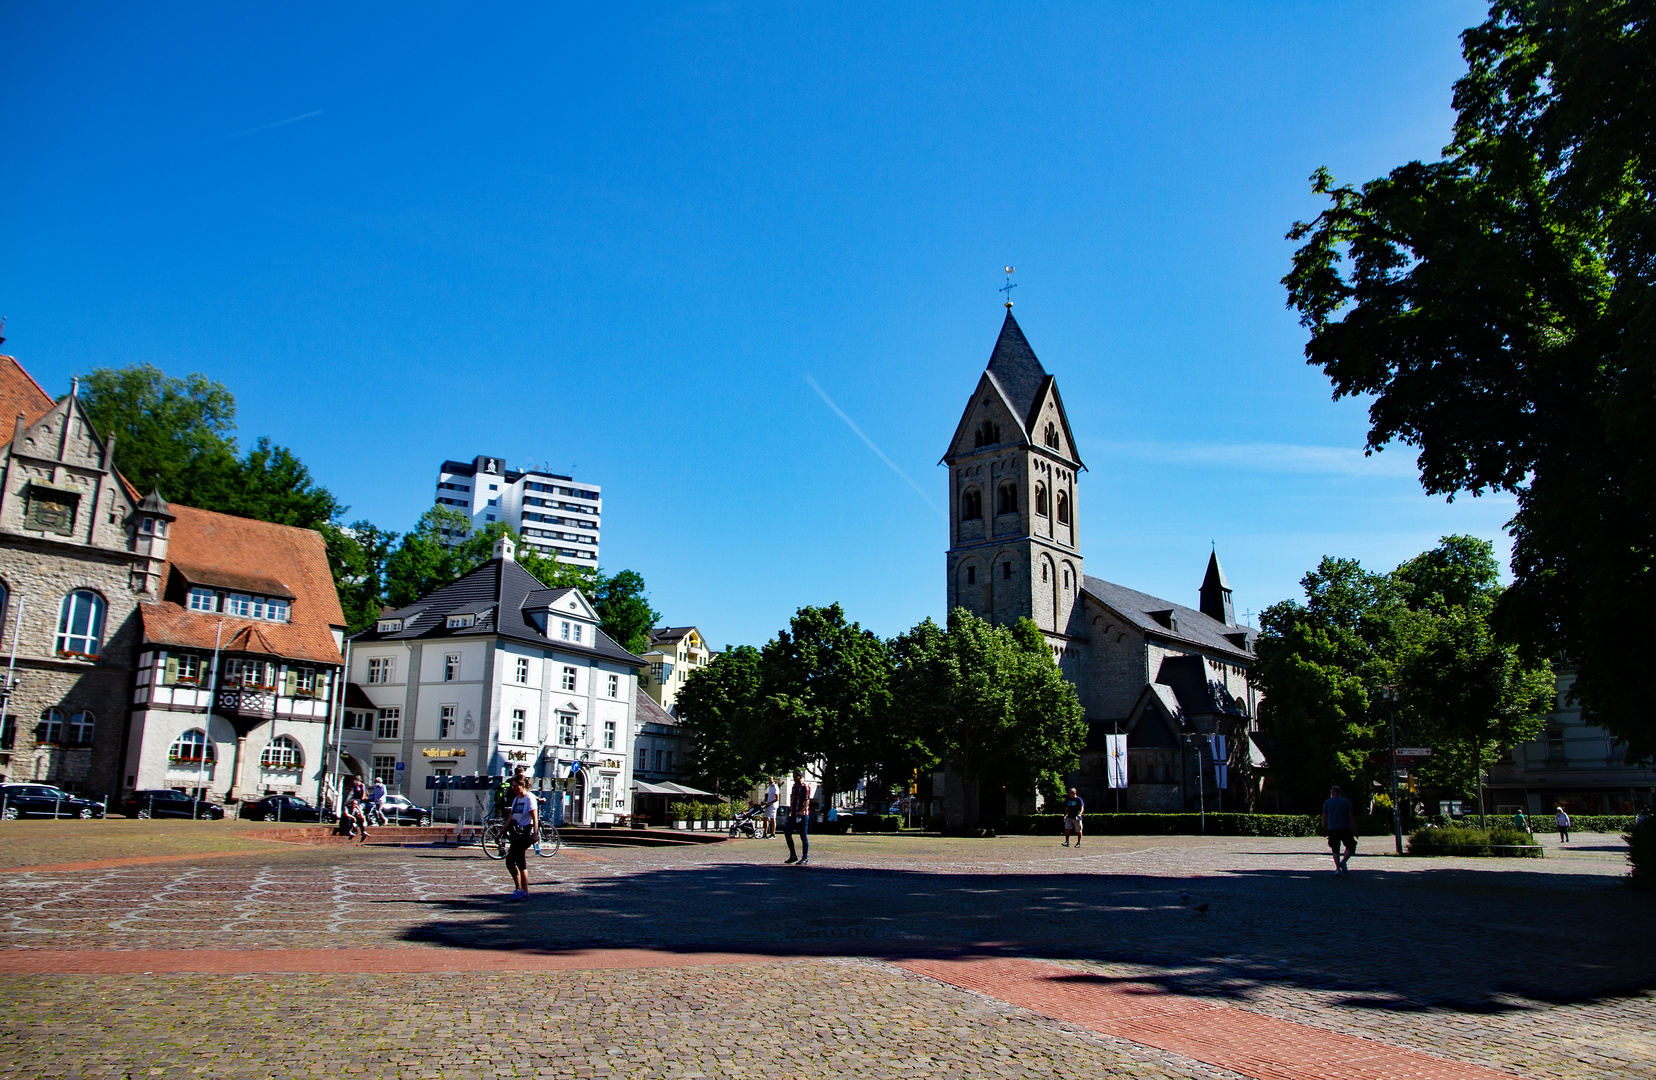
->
xmin=939 ymin=313 xmax=1260 ymax=821
xmin=0 ymin=369 xmax=152 ymax=798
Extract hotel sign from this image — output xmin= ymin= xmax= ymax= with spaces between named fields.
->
xmin=420 ymin=747 xmax=467 ymax=758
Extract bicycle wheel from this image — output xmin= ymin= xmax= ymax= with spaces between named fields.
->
xmin=480 ymin=823 xmax=507 ymax=860
xmin=535 ymin=823 xmax=560 ymax=856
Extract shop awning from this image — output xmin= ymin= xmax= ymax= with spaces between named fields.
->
xmin=630 ymin=780 xmax=677 ymax=795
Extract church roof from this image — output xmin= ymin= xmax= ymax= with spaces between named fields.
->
xmin=1082 ymin=575 xmax=1254 ymax=661
xmin=985 ymin=312 xmax=1049 ymax=432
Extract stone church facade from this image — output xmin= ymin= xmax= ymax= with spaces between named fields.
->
xmin=941 ymin=313 xmax=1261 ymax=818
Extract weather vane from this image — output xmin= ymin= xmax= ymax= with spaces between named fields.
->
xmin=999 ymin=267 xmax=1017 ymax=310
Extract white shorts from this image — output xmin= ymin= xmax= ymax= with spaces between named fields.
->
xmin=1065 ymin=815 xmax=1083 ymax=832
xmin=764 ymin=806 xmax=777 ymax=820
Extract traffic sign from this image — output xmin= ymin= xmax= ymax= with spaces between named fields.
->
xmin=1395 ymin=748 xmax=1433 ymax=758
xmin=395 ymin=762 xmax=405 ymax=771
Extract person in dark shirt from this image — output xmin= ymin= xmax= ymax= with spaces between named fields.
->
xmin=1322 ymin=784 xmax=1357 ymax=875
xmin=1062 ymin=787 xmax=1085 ymax=848
xmin=784 ymin=770 xmax=811 ymax=866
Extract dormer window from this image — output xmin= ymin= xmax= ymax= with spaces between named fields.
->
xmin=446 ymin=613 xmax=476 ymax=629
xmin=140 ymin=517 xmax=155 ymax=534
xmin=561 ymin=620 xmax=571 ymax=640
xmin=188 ymin=587 xmax=219 ymax=613
xmin=377 ymin=619 xmax=403 ymax=634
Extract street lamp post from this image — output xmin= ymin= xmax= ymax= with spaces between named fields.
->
xmin=1379 ymin=684 xmax=1402 ymax=855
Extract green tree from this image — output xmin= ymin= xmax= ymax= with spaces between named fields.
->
xmin=759 ymin=603 xmax=892 ymax=805
xmin=1255 ymin=537 xmax=1554 ymax=811
xmin=324 ymin=521 xmax=398 ymax=634
xmin=676 ymin=645 xmax=767 ymax=794
xmin=889 ymin=609 xmax=1085 ymax=827
xmin=588 ymin=570 xmax=660 ymax=656
xmin=1283 ymin=1 xmax=1656 ymax=759
xmin=79 ymin=365 xmax=340 ymax=529
xmin=384 ymin=507 xmax=470 ymax=608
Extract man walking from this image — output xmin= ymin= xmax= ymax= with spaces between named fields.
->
xmin=1554 ymin=805 xmax=1572 ymax=843
xmin=368 ymin=776 xmax=387 ymax=827
xmin=763 ymin=777 xmax=779 ymax=839
xmin=783 ymin=770 xmax=810 ymax=866
xmin=1062 ymin=787 xmax=1085 ymax=847
xmin=1322 ymin=784 xmax=1356 ymax=875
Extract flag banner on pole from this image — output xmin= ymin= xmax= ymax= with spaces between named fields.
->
xmin=1106 ymin=734 xmax=1128 ymax=788
xmin=1210 ymin=734 xmax=1229 ymax=789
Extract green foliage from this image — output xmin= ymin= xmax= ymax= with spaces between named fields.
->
xmin=1627 ymin=819 xmax=1656 ymax=891
xmin=1283 ymin=2 xmax=1656 ymax=760
xmin=759 ymin=604 xmax=893 ymax=803
xmin=888 ymin=609 xmax=1087 ymax=826
xmin=324 ymin=520 xmax=397 ymax=634
xmin=80 ymin=363 xmax=342 ymax=529
xmin=1408 ymin=824 xmax=1543 ymax=857
xmin=1254 ymin=536 xmax=1553 ymax=811
xmin=676 ymin=645 xmax=767 ymax=795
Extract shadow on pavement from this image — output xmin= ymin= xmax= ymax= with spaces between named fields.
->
xmin=398 ymin=859 xmax=1655 ymax=1013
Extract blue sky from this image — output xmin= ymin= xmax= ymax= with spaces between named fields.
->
xmin=0 ymin=1 xmax=1507 ymax=649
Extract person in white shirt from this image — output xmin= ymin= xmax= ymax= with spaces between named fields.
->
xmin=1554 ymin=806 xmax=1572 ymax=843
xmin=763 ymin=779 xmax=779 ymax=838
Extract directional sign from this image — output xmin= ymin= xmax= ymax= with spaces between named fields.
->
xmin=1395 ymin=748 xmax=1433 ymax=758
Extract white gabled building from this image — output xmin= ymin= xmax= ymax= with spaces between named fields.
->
xmin=344 ymin=536 xmax=643 ymax=824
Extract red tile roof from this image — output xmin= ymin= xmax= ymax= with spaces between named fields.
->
xmin=140 ymin=504 xmax=345 ymax=666
xmin=0 ymin=355 xmax=55 ymax=441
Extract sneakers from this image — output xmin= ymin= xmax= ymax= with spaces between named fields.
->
xmin=1062 ymin=839 xmax=1070 ymax=847
xmin=784 ymin=856 xmax=798 ymax=864
xmin=797 ymin=857 xmax=809 ymax=866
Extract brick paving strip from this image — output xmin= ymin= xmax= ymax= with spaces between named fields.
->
xmin=0 ymin=850 xmax=248 ymax=874
xmin=895 ymin=956 xmax=1524 ymax=1080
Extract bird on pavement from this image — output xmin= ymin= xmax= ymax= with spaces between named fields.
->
xmin=1194 ymin=902 xmax=1210 ymax=914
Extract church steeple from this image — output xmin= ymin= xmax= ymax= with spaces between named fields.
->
xmin=1199 ymin=549 xmax=1235 ymax=626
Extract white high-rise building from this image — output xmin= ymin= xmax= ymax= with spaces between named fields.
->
xmin=435 ymin=455 xmax=601 ymax=566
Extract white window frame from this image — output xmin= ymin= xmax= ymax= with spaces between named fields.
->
xmin=511 ymin=709 xmax=527 ymax=742
xmin=561 ymin=666 xmax=577 ymax=692
xmin=557 ymin=712 xmax=575 ymax=746
xmin=367 ymin=657 xmax=394 ymax=685
xmin=226 ymin=593 xmax=252 ymax=618
xmin=187 ymin=587 xmax=218 ymax=613
xmin=444 ymin=654 xmax=460 ymax=682
xmin=439 ymin=705 xmax=457 ymax=739
xmin=606 ymin=673 xmax=619 ymax=699
xmin=376 ymin=708 xmax=401 ymax=740
xmin=372 ymin=756 xmax=397 ymax=785
xmin=55 ymin=590 xmax=106 ymax=657
xmin=603 ymin=720 xmax=616 ymax=750
xmin=516 ymin=657 xmax=530 ymax=684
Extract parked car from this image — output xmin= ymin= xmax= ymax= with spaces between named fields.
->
xmin=377 ymin=794 xmax=432 ymax=827
xmin=121 ymin=789 xmax=225 ymax=820
xmin=0 ymin=783 xmax=107 ymax=819
xmin=238 ymin=794 xmax=332 ymax=823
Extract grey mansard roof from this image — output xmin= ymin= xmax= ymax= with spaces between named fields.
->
xmin=1082 ymin=575 xmax=1255 ymax=661
xmin=351 ymin=557 xmax=645 ymax=668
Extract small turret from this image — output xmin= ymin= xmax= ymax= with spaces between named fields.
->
xmin=134 ymin=487 xmax=175 ymax=595
xmin=1199 ymin=549 xmax=1234 ymax=626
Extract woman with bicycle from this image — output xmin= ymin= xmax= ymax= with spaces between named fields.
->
xmin=504 ymin=775 xmax=538 ymax=901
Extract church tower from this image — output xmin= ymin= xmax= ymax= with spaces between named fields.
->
xmin=941 ymin=312 xmax=1086 ymax=650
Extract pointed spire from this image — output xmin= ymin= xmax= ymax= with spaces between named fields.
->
xmin=986 ymin=311 xmax=1048 ymax=427
xmin=1199 ymin=550 xmax=1235 ymax=626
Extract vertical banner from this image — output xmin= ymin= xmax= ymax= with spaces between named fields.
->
xmin=1105 ymin=733 xmax=1128 ymax=789
xmin=1210 ymin=734 xmax=1229 ymax=789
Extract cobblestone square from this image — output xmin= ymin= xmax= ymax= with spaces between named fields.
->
xmin=0 ymin=823 xmax=1650 ymax=1079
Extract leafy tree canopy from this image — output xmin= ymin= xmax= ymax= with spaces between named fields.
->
xmin=1284 ymin=0 xmax=1656 ymax=759
xmin=676 ymin=645 xmax=767 ymax=795
xmin=79 ymin=364 xmax=341 ymax=529
xmin=1254 ymin=536 xmax=1554 ymax=812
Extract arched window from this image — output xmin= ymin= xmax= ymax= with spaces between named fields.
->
xmin=1040 ymin=562 xmax=1048 ymax=582
xmin=260 ymin=735 xmax=303 ymax=770
xmin=169 ymin=728 xmax=215 ymax=763
xmin=36 ymin=709 xmax=64 ymax=747
xmin=1035 ymin=483 xmax=1049 ymax=516
xmin=965 ymin=565 xmax=976 ymax=585
xmin=997 ymin=483 xmax=1017 ymax=515
xmin=1044 ymin=422 xmax=1059 ymax=449
xmin=56 ymin=591 xmax=107 ymax=657
xmin=973 ymin=420 xmax=1001 ymax=448
xmin=1056 ymin=490 xmax=1071 ymax=525
xmin=0 ymin=581 xmax=9 ymax=647
xmin=67 ymin=711 xmax=95 ymax=747
xmin=961 ymin=488 xmax=982 ymax=521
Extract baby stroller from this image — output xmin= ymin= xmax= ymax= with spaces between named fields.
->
xmin=729 ymin=804 xmax=765 ymax=839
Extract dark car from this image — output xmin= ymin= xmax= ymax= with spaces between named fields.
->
xmin=376 ymin=794 xmax=432 ymax=826
xmin=238 ymin=794 xmax=331 ymax=823
xmin=122 ymin=789 xmax=225 ymax=820
xmin=0 ymin=783 xmax=107 ymax=819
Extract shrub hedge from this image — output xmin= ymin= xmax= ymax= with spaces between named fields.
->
xmin=1408 ymin=824 xmax=1543 ymax=857
xmin=1626 ymin=819 xmax=1655 ymax=891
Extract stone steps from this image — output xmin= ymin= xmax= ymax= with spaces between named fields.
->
xmin=241 ymin=825 xmax=732 ymax=848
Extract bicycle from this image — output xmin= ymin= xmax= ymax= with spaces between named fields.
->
xmin=480 ymin=816 xmax=559 ymax=858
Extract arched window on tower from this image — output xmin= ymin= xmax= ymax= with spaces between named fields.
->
xmin=1056 ymin=490 xmax=1071 ymax=525
xmin=961 ymin=488 xmax=982 ymax=521
xmin=1044 ymin=422 xmax=1059 ymax=449
xmin=997 ymin=483 xmax=1017 ymax=515
xmin=973 ymin=420 xmax=1001 ymax=448
xmin=1035 ymin=483 xmax=1048 ymax=516
xmin=56 ymin=590 xmax=106 ymax=657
